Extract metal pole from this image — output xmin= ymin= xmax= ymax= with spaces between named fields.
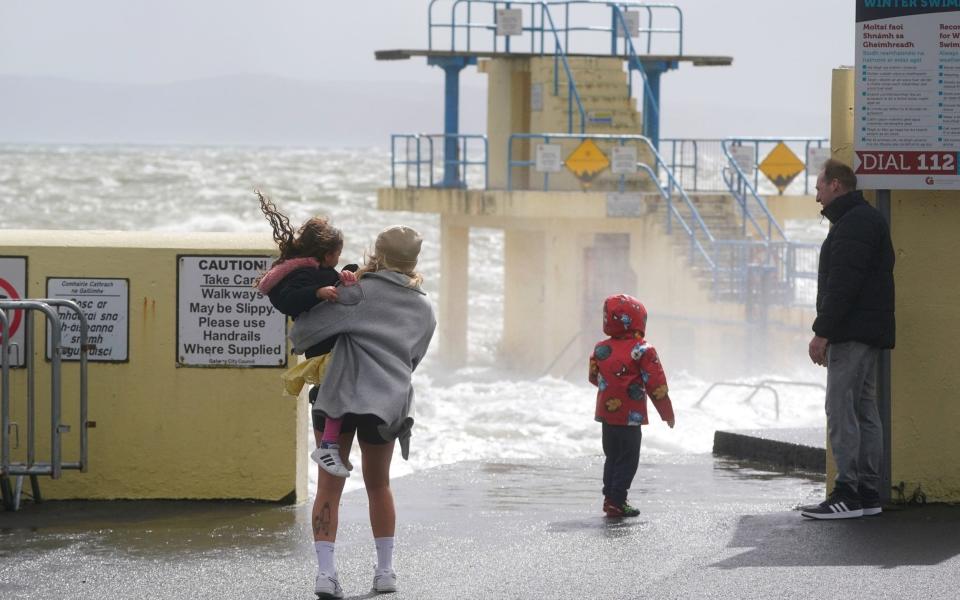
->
xmin=0 ymin=309 xmax=9 ymax=473
xmin=877 ymin=188 xmax=892 ymax=504
xmin=26 ymin=310 xmax=35 ymax=469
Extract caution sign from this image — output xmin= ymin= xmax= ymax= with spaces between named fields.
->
xmin=177 ymin=255 xmax=287 ymax=368
xmin=0 ymin=256 xmax=27 ymax=368
xmin=46 ymin=278 xmax=129 ymax=362
xmin=565 ymin=139 xmax=610 ymax=185
xmin=759 ymin=142 xmax=805 ymax=194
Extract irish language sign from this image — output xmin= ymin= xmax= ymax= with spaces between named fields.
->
xmin=177 ymin=256 xmax=286 ymax=367
xmin=855 ymin=2 xmax=960 ymax=189
xmin=46 ymin=278 xmax=129 ymax=362
xmin=0 ymin=256 xmax=27 ymax=367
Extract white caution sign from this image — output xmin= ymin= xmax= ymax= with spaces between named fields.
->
xmin=46 ymin=278 xmax=129 ymax=362
xmin=535 ymin=143 xmax=563 ymax=172
xmin=0 ymin=256 xmax=27 ymax=367
xmin=496 ymin=9 xmax=523 ymax=36
xmin=177 ymin=255 xmax=286 ymax=367
xmin=616 ymin=10 xmax=640 ymax=38
xmin=729 ymin=145 xmax=756 ymax=174
xmin=807 ymin=146 xmax=832 ymax=175
xmin=611 ymin=146 xmax=638 ymax=174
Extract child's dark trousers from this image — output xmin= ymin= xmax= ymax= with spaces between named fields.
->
xmin=602 ymin=422 xmax=642 ymax=504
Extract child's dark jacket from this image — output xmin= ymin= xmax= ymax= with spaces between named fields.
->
xmin=589 ymin=295 xmax=674 ymax=426
xmin=256 ymin=257 xmax=355 ymax=358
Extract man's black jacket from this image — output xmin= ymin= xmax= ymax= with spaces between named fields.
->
xmin=813 ymin=190 xmax=895 ymax=349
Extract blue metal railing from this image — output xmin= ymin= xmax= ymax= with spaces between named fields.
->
xmin=506 ymin=132 xmax=715 ymax=269
xmin=428 ymin=1 xmax=683 ymax=56
xmin=721 ymin=137 xmax=827 ymax=241
xmin=390 ymin=133 xmax=488 ymax=190
xmin=430 ymin=0 xmax=589 ymax=133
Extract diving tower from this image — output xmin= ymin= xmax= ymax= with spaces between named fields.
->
xmin=376 ymin=1 xmax=818 ymax=379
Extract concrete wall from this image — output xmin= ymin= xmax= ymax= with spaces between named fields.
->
xmin=831 ymin=67 xmax=960 ymax=502
xmin=1 ymin=231 xmax=307 ymax=501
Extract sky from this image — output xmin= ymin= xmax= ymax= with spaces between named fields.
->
xmin=0 ymin=0 xmax=857 ymax=141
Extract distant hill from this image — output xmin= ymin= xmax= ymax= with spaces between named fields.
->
xmin=0 ymin=74 xmax=487 ymax=147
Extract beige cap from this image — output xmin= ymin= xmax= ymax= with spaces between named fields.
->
xmin=375 ymin=225 xmax=423 ymax=271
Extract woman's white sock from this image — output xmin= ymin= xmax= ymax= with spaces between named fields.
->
xmin=315 ymin=541 xmax=336 ymax=574
xmin=374 ymin=537 xmax=395 ymax=571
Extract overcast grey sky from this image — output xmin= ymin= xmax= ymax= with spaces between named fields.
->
xmin=0 ymin=0 xmax=856 ymax=139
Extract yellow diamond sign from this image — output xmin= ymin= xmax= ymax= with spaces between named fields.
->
xmin=759 ymin=142 xmax=805 ymax=194
xmin=565 ymin=139 xmax=610 ymax=184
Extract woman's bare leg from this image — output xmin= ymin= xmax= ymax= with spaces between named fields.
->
xmin=312 ymin=431 xmax=355 ymax=542
xmin=359 ymin=439 xmax=396 ymax=537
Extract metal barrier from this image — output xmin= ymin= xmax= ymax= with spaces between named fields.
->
xmin=0 ymin=299 xmax=91 ymax=511
xmin=695 ymin=379 xmax=826 ymax=421
xmin=390 ymin=133 xmax=489 ymax=190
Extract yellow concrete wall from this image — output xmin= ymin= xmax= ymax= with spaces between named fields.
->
xmin=831 ymin=67 xmax=960 ymax=502
xmin=1 ymin=231 xmax=307 ymax=501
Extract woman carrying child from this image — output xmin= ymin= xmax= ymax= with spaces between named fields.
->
xmin=289 ymin=224 xmax=436 ymax=598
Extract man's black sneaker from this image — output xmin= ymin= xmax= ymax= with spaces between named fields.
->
xmin=801 ymin=493 xmax=863 ymax=519
xmin=860 ymin=497 xmax=882 ymax=516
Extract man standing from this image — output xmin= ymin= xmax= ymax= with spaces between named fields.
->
xmin=801 ymin=159 xmax=895 ymax=520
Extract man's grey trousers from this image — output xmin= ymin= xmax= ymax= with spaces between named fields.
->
xmin=825 ymin=341 xmax=883 ymax=497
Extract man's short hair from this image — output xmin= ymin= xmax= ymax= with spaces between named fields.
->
xmin=821 ymin=158 xmax=857 ymax=191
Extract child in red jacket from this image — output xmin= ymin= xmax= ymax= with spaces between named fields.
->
xmin=589 ymin=294 xmax=675 ymax=517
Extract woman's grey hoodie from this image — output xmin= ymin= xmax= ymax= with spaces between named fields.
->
xmin=288 ymin=270 xmax=436 ymax=459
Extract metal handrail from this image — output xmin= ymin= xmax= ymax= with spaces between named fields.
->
xmin=695 ymin=379 xmax=826 ymax=422
xmin=721 ymin=139 xmax=790 ymax=240
xmin=391 ymin=133 xmax=488 ymax=190
xmin=429 ymin=1 xmax=683 ymax=56
xmin=1 ymin=299 xmax=91 ymax=510
xmin=611 ymin=5 xmax=659 ymax=133
xmin=506 ymin=132 xmax=715 ymax=269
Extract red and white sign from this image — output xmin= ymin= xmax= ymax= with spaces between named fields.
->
xmin=855 ymin=151 xmax=959 ymax=175
xmin=0 ymin=257 xmax=28 ymax=367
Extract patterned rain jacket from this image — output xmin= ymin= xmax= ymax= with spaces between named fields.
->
xmin=588 ymin=294 xmax=674 ymax=426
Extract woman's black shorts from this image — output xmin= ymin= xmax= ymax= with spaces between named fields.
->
xmin=309 ymin=386 xmax=389 ymax=445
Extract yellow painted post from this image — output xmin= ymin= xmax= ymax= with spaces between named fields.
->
xmin=831 ymin=67 xmax=960 ymax=501
xmin=440 ymin=216 xmax=469 ymax=368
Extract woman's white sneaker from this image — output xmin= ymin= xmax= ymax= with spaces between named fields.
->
xmin=311 ymin=443 xmax=350 ymax=478
xmin=314 ymin=571 xmax=344 ymax=599
xmin=372 ymin=568 xmax=398 ymax=593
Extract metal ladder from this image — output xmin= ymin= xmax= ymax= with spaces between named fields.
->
xmin=0 ymin=299 xmax=92 ymax=511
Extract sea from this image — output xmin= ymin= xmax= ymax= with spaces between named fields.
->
xmin=0 ymin=144 xmax=828 ymax=493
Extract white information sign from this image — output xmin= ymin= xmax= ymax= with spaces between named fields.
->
xmin=807 ymin=146 xmax=833 ymax=175
xmin=46 ymin=278 xmax=129 ymax=362
xmin=177 ymin=255 xmax=287 ymax=367
xmin=535 ymin=143 xmax=563 ymax=172
xmin=616 ymin=10 xmax=641 ymax=38
xmin=606 ymin=193 xmax=647 ymax=218
xmin=496 ymin=9 xmax=523 ymax=36
xmin=531 ymin=82 xmax=543 ymax=112
xmin=0 ymin=256 xmax=27 ymax=367
xmin=855 ymin=4 xmax=960 ymax=189
xmin=611 ymin=146 xmax=638 ymax=174
xmin=729 ymin=146 xmax=756 ymax=174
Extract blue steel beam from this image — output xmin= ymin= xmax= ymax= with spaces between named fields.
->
xmin=428 ymin=55 xmax=477 ymax=188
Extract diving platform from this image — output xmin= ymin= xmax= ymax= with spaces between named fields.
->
xmin=375 ymin=49 xmax=732 ymax=67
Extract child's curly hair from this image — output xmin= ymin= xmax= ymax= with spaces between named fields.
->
xmin=257 ymin=190 xmax=343 ymax=267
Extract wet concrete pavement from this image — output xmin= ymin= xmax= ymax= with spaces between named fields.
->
xmin=2 ymin=454 xmax=959 ymax=599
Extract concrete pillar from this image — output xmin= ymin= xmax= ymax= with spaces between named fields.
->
xmin=482 ymin=58 xmax=530 ymax=190
xmin=439 ymin=215 xmax=469 ymax=368
xmin=502 ymin=228 xmax=545 ymax=372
